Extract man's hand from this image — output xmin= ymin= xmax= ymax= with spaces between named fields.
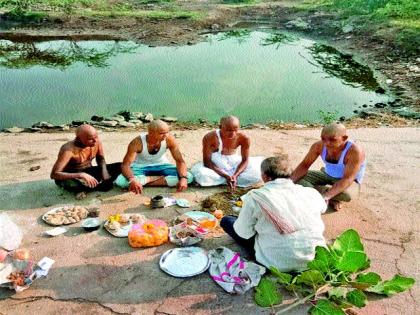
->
xmin=227 ymin=175 xmax=237 ymax=191
xmin=79 ymin=173 xmax=99 ymax=188
xmin=129 ymin=178 xmax=143 ymax=194
xmin=176 ymin=177 xmax=188 ymax=192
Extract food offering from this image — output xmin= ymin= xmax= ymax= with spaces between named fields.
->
xmin=0 ymin=249 xmax=34 ymax=292
xmin=128 ymin=219 xmax=169 ymax=248
xmin=42 ymin=205 xmax=88 ymax=226
xmin=104 ymin=213 xmax=146 ymax=237
xmin=181 ymin=211 xmax=218 ymax=235
xmin=169 ymin=222 xmax=203 ymax=247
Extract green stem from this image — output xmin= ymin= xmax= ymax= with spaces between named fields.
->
xmin=275 ymin=284 xmax=331 ymax=315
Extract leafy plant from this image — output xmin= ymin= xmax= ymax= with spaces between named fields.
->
xmin=317 ymin=110 xmax=338 ymax=124
xmin=254 ymin=229 xmax=415 ymax=314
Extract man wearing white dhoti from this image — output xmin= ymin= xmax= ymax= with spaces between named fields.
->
xmin=221 ymin=155 xmax=327 ymax=271
xmin=191 ymin=116 xmax=263 ymax=189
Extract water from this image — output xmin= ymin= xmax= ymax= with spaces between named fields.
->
xmin=0 ymin=31 xmax=388 ymax=128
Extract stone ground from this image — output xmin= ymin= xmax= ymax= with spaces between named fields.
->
xmin=0 ymin=127 xmax=418 ymax=314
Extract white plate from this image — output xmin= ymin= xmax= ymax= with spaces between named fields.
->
xmin=42 ymin=205 xmax=82 ymax=226
xmin=176 ymin=198 xmax=190 ymax=208
xmin=159 ymin=247 xmax=210 ymax=277
xmin=103 ymin=220 xmax=132 ymax=237
xmin=44 ymin=227 xmax=68 ymax=237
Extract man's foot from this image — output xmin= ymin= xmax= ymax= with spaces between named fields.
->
xmin=328 ymin=200 xmax=342 ymax=211
xmin=75 ymin=192 xmax=87 ymax=200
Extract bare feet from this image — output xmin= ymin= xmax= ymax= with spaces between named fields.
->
xmin=328 ymin=200 xmax=342 ymax=211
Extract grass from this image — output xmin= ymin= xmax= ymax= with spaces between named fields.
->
xmin=0 ymin=0 xmax=201 ymax=21
xmin=302 ymin=0 xmax=420 ymax=54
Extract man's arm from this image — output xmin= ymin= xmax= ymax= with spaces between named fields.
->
xmin=323 ymin=145 xmax=364 ymax=201
xmin=290 ymin=142 xmax=322 ymax=183
xmin=167 ymin=135 xmax=188 ymax=192
xmin=232 ymin=134 xmax=250 ymax=179
xmin=50 ymin=146 xmax=98 ymax=187
xmin=121 ymin=138 xmax=142 ymax=194
xmin=96 ymin=141 xmax=110 ymax=180
xmin=202 ymin=133 xmax=230 ymax=179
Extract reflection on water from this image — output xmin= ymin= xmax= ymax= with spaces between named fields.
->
xmin=308 ymin=43 xmax=380 ymax=91
xmin=0 ymin=31 xmax=388 ymax=128
xmin=0 ymin=40 xmax=139 ymax=69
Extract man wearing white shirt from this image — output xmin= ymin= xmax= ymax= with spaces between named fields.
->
xmin=220 ymin=155 xmax=327 ymax=272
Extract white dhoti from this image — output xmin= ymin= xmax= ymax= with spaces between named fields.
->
xmin=191 ymin=154 xmax=264 ymax=187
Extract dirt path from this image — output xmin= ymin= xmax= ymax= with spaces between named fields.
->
xmin=0 ymin=127 xmax=418 ymax=314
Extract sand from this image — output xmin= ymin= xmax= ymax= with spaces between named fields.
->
xmin=0 ymin=127 xmax=418 ymax=314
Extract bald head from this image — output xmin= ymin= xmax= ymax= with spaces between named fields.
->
xmin=148 ymin=120 xmax=169 ymax=133
xmin=321 ymin=123 xmax=346 ymax=137
xmin=220 ymin=115 xmax=240 ymax=129
xmin=75 ymin=124 xmax=98 ymax=147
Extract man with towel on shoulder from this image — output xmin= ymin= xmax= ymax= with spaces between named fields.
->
xmin=114 ymin=120 xmax=193 ymax=194
xmin=191 ymin=115 xmax=263 ymax=190
xmin=291 ymin=122 xmax=366 ymax=211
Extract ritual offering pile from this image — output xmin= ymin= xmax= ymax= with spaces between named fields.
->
xmin=43 ymin=206 xmax=88 ymax=226
xmin=104 ymin=213 xmax=146 ymax=237
xmin=128 ymin=219 xmax=169 ymax=248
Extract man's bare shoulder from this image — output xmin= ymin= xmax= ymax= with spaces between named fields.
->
xmin=165 ymin=133 xmax=177 ymax=148
xmin=311 ymin=140 xmax=323 ymax=152
xmin=348 ymin=142 xmax=365 ymax=160
xmin=238 ymin=132 xmax=250 ymax=143
xmin=60 ymin=141 xmax=76 ymax=153
xmin=203 ymin=130 xmax=218 ymax=144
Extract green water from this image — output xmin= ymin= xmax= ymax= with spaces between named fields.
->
xmin=0 ymin=31 xmax=388 ymax=128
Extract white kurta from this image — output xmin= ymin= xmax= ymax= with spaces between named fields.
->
xmin=234 ymin=179 xmax=327 ymax=272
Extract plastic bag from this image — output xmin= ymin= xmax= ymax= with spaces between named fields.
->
xmin=128 ymin=219 xmax=168 ymax=248
xmin=0 ymin=214 xmax=23 ymax=251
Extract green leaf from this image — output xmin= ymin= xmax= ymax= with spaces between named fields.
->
xmin=328 ymin=287 xmax=347 ymax=299
xmin=367 ymin=275 xmax=415 ymax=296
xmin=346 ymin=289 xmax=367 ymax=308
xmin=296 ymin=270 xmax=325 ymax=286
xmin=308 ymin=246 xmax=337 ymax=274
xmin=269 ymin=266 xmax=292 ymax=284
xmin=309 ymin=299 xmax=346 ymax=315
xmin=331 ymin=229 xmax=369 ymax=272
xmin=254 ymin=278 xmax=282 ymax=307
xmin=355 ymin=272 xmax=382 ymax=286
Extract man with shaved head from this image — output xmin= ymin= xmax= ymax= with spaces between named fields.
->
xmin=191 ymin=115 xmax=263 ymax=189
xmin=114 ymin=120 xmax=193 ymax=193
xmin=291 ymin=122 xmax=366 ymax=211
xmin=51 ymin=124 xmax=121 ymax=193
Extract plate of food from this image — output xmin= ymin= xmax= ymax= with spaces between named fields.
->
xmin=42 ymin=205 xmax=88 ymax=226
xmin=103 ymin=213 xmax=146 ymax=237
xmin=159 ymin=247 xmax=210 ymax=277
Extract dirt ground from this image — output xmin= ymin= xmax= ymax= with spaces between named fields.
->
xmin=0 ymin=127 xmax=418 ymax=314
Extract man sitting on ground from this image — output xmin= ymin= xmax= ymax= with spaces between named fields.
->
xmin=114 ymin=120 xmax=193 ymax=194
xmin=291 ymin=122 xmax=366 ymax=211
xmin=191 ymin=115 xmax=263 ymax=190
xmin=51 ymin=124 xmax=121 ymax=194
xmin=220 ymin=155 xmax=326 ymax=272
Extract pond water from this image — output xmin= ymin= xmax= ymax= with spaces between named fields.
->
xmin=0 ymin=30 xmax=389 ymax=128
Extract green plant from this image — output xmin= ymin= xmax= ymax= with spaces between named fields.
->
xmin=254 ymin=229 xmax=415 ymax=314
xmin=0 ymin=0 xmax=35 ymax=15
xmin=317 ymin=110 xmax=338 ymax=124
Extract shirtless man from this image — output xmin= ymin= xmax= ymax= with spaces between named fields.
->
xmin=291 ymin=122 xmax=366 ymax=211
xmin=191 ymin=115 xmax=263 ymax=189
xmin=51 ymin=124 xmax=121 ymax=193
xmin=114 ymin=120 xmax=193 ymax=194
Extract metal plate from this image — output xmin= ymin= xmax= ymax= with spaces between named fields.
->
xmin=159 ymin=247 xmax=210 ymax=278
xmin=183 ymin=211 xmax=215 ymax=221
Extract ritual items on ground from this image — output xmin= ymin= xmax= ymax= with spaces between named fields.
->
xmin=81 ymin=218 xmax=101 ymax=232
xmin=175 ymin=198 xmax=190 ymax=208
xmin=42 ymin=205 xmax=88 ymax=226
xmin=128 ymin=219 xmax=169 ymax=248
xmin=201 ymin=189 xmax=249 ymax=216
xmin=151 ymin=195 xmax=165 ymax=208
xmin=104 ymin=213 xmax=146 ymax=237
xmin=159 ymin=247 xmax=210 ymax=278
xmin=169 ymin=222 xmax=203 ymax=247
xmin=213 ymin=209 xmax=224 ymax=220
xmin=44 ymin=227 xmax=68 ymax=237
xmin=0 ymin=249 xmax=55 ymax=292
xmin=87 ymin=207 xmax=101 ymax=217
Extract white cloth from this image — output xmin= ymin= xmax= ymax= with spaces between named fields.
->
xmin=191 ymin=130 xmax=263 ymax=187
xmin=234 ymin=179 xmax=327 ymax=272
xmin=135 ymin=134 xmax=169 ymax=166
xmin=208 ymin=247 xmax=266 ymax=294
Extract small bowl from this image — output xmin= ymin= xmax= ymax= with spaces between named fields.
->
xmin=151 ymin=195 xmax=165 ymax=208
xmin=82 ymin=218 xmax=101 ymax=232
